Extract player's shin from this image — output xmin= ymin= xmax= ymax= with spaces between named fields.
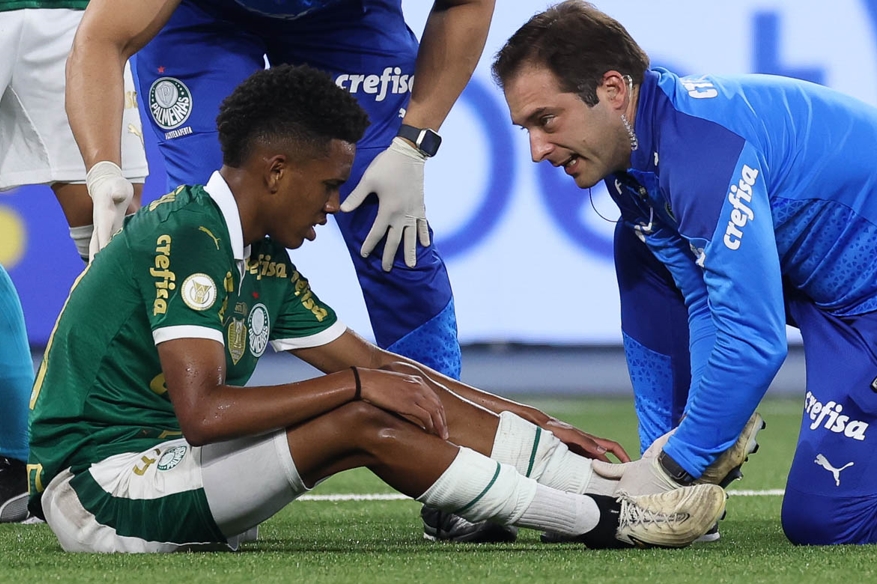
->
xmin=489 ymin=411 xmax=616 ymax=495
xmin=417 ymin=446 xmax=603 ymax=538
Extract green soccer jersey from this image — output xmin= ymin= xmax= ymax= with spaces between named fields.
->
xmin=0 ymin=0 xmax=88 ymax=12
xmin=28 ymin=172 xmax=342 ymax=516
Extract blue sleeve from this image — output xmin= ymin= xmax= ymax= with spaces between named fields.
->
xmin=663 ymin=145 xmax=788 ymax=475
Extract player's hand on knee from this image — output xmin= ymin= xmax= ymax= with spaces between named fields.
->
xmin=591 ymin=456 xmax=680 ymax=496
xmin=86 ymin=161 xmax=134 ymax=262
xmin=341 ymin=137 xmax=429 ymax=271
xmin=543 ymin=418 xmax=631 ymax=463
xmin=360 ymin=368 xmax=449 ymax=440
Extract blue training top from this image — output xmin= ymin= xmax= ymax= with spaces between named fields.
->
xmin=608 ymin=68 xmax=877 ymax=475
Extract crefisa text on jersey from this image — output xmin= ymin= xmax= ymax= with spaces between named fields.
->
xmin=151 ymin=234 xmax=176 ymax=316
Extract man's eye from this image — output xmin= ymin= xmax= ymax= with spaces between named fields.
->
xmin=540 ymin=115 xmax=555 ymax=128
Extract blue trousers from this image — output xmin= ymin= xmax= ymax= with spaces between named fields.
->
xmin=0 ymin=265 xmax=32 ymax=462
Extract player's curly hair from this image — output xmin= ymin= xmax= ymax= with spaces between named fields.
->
xmin=492 ymin=0 xmax=649 ymax=106
xmin=216 ymin=64 xmax=370 ymax=167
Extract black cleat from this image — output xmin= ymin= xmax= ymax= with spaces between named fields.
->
xmin=0 ymin=457 xmax=28 ymax=523
xmin=421 ymin=505 xmax=518 ymax=543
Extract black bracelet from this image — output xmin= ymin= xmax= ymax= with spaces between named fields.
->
xmin=351 ymin=366 xmax=361 ymax=400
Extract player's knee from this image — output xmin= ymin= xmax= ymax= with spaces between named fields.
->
xmin=338 ymin=400 xmax=411 ymax=448
xmin=782 ymin=490 xmax=877 ymax=545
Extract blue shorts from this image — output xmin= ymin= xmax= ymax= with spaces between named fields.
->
xmin=781 ymin=294 xmax=877 ymax=544
xmin=134 ymin=0 xmax=460 ymax=376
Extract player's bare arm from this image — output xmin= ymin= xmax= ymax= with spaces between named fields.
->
xmin=157 ymin=336 xmax=447 ymax=447
xmin=402 ymin=0 xmax=496 ymax=132
xmin=67 ymin=0 xmax=181 ymax=169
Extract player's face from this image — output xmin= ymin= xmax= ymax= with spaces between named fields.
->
xmin=504 ymin=66 xmax=631 ymax=189
xmin=272 ymin=139 xmax=356 ymax=249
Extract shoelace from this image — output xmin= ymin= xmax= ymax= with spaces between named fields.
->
xmin=617 ymin=494 xmax=689 ymax=529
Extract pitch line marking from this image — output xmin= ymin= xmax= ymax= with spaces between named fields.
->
xmin=298 ymin=489 xmax=785 ymax=502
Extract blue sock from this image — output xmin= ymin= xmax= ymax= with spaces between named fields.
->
xmin=0 ymin=265 xmax=32 ymax=462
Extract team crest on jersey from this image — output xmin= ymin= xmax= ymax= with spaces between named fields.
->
xmin=157 ymin=445 xmax=187 ymax=471
xmin=181 ymin=273 xmax=217 ymax=311
xmin=149 ymin=77 xmax=193 ymax=130
xmin=248 ymin=303 xmax=270 ymax=357
xmin=227 ymin=318 xmax=247 ymax=365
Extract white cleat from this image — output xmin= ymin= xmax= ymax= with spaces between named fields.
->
xmin=616 ymin=484 xmax=727 ymax=548
xmin=697 ymin=412 xmax=765 ymax=487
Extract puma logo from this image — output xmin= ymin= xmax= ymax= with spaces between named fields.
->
xmin=814 ymin=454 xmax=854 ymax=486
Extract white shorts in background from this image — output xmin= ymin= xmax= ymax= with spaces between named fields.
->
xmin=41 ymin=432 xmax=307 ymax=553
xmin=0 ymin=8 xmax=148 ymax=190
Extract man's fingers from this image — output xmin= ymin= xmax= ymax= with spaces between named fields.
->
xmin=340 ymin=184 xmax=369 ymax=213
xmin=591 ymin=459 xmax=629 ymax=479
xmin=417 ymin=218 xmax=430 ymax=248
xmin=359 ymin=221 xmax=387 ymax=259
xmin=381 ymin=226 xmax=403 ymax=271
xmin=403 ymin=224 xmax=417 ymax=268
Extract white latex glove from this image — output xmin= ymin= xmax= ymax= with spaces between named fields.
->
xmin=341 ymin=137 xmax=429 ymax=271
xmin=86 ymin=161 xmax=133 ymax=262
xmin=642 ymin=428 xmax=676 ymax=459
xmin=591 ymin=456 xmax=681 ymax=497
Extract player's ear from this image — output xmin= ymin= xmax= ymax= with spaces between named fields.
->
xmin=265 ymin=154 xmax=288 ymax=194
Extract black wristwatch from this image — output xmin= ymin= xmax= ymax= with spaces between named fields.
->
xmin=397 ymin=124 xmax=442 ymax=157
xmin=658 ymin=451 xmax=696 ymax=485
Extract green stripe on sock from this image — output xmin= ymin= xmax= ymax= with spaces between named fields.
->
xmin=526 ymin=427 xmax=542 ymax=478
xmin=453 ymin=461 xmax=502 ymax=515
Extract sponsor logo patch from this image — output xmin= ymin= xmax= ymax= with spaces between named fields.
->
xmin=804 ymin=392 xmax=869 ymax=441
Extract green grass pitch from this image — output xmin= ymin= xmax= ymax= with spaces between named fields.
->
xmin=3 ymin=396 xmax=877 ymax=583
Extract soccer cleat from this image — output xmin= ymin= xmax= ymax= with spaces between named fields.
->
xmin=421 ymin=505 xmax=518 ymax=543
xmin=694 ymin=522 xmax=721 ymax=543
xmin=0 ymin=456 xmax=28 ymax=523
xmin=614 ymin=484 xmax=727 ymax=548
xmin=697 ymin=412 xmax=765 ymax=487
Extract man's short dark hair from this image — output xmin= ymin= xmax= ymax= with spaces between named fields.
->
xmin=492 ymin=0 xmax=649 ymax=106
xmin=216 ymin=64 xmax=370 ymax=167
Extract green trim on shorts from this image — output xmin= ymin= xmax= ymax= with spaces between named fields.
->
xmin=452 ymin=461 xmax=502 ymax=516
xmin=70 ymin=468 xmax=227 ymax=544
xmin=526 ymin=427 xmax=542 ymax=478
xmin=0 ymin=1 xmax=88 ymax=11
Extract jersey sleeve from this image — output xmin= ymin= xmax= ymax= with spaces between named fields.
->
xmin=131 ymin=210 xmax=232 ymax=346
xmin=268 ymin=264 xmax=345 ymax=351
xmin=663 ymin=145 xmax=788 ymax=475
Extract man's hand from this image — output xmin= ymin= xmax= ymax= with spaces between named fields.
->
xmin=86 ymin=161 xmax=134 ymax=261
xmin=341 ymin=137 xmax=429 ymax=271
xmin=543 ymin=418 xmax=631 ymax=463
xmin=591 ymin=456 xmax=681 ymax=496
xmin=359 ymin=368 xmax=448 ymax=440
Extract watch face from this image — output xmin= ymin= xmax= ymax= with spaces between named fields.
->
xmin=398 ymin=125 xmax=441 ymax=157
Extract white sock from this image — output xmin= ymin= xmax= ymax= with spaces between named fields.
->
xmin=417 ymin=446 xmax=537 ymax=524
xmin=490 ymin=411 xmax=615 ymax=495
xmin=417 ymin=447 xmax=603 ymax=536
xmin=516 ymin=484 xmax=601 ymax=536
xmin=69 ymin=224 xmax=93 ymax=262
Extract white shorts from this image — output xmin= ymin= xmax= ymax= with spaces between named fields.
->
xmin=40 ymin=432 xmax=308 ymax=553
xmin=0 ymin=9 xmax=149 ymax=190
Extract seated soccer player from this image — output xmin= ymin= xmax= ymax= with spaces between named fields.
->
xmin=27 ymin=64 xmax=727 ymax=553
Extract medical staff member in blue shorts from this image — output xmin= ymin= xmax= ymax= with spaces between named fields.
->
xmin=495 ymin=0 xmax=877 ymax=545
xmin=66 ymin=0 xmax=496 ymax=380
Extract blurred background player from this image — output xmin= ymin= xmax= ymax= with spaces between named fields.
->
xmin=66 ymin=0 xmax=505 ymax=542
xmin=495 ymin=0 xmax=877 ymax=545
xmin=0 ymin=265 xmax=31 ymax=523
xmin=0 ymin=0 xmax=148 ymax=521
xmin=1 ymin=1 xmax=148 ymax=263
